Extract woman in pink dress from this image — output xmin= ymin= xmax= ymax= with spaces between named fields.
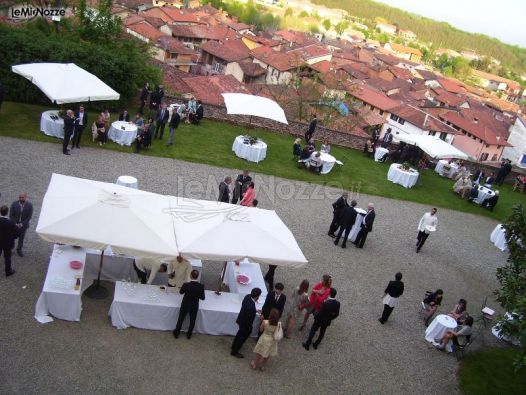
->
xmin=240 ymin=182 xmax=256 ymax=206
xmin=299 ymin=274 xmax=332 ymax=331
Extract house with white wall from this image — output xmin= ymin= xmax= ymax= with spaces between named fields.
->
xmin=502 ymin=116 xmax=526 ymax=167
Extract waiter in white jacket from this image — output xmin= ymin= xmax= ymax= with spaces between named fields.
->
xmin=416 ymin=208 xmax=438 ymax=253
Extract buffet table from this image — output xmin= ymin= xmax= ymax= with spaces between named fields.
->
xmin=224 ymin=259 xmax=267 ymax=299
xmin=232 ymin=135 xmax=267 ymax=163
xmin=108 ymin=121 xmax=138 ymax=146
xmin=434 ymin=160 xmax=459 ymax=179
xmin=109 ymin=282 xmax=262 ymax=335
xmin=347 ymin=208 xmax=367 ymax=242
xmin=40 ymin=110 xmax=64 ymax=138
xmin=490 ymin=224 xmax=508 ymax=252
xmin=387 ymin=163 xmax=419 ymax=188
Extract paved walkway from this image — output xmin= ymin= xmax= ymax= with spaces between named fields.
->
xmin=0 ymin=137 xmax=505 ymax=394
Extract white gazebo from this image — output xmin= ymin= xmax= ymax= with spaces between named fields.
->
xmin=393 ymin=133 xmax=470 ymax=160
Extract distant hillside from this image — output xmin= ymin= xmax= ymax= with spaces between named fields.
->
xmin=311 ymin=0 xmax=526 ymax=74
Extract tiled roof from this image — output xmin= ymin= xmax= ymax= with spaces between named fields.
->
xmin=346 ymin=82 xmax=400 ymax=111
xmin=143 ymin=16 xmax=166 ymax=29
xmin=432 ymin=88 xmax=467 ymax=107
xmin=387 ymin=43 xmax=422 ymax=56
xmin=388 ymin=66 xmax=413 ymax=81
xmin=415 ymin=69 xmax=440 ymax=81
xmin=140 ymin=7 xmax=173 ymax=24
xmin=160 ymin=7 xmax=202 ymax=24
xmin=156 ymin=36 xmax=196 ymax=55
xmin=200 ymin=39 xmax=250 ymax=62
xmin=440 ymin=111 xmax=512 ymax=146
xmin=251 ymin=47 xmax=304 ymax=72
xmin=227 ymin=22 xmax=251 ymax=31
xmin=437 ymin=78 xmax=466 ymax=94
xmin=153 ymin=60 xmax=193 ymax=95
xmin=171 ymin=25 xmax=235 ymax=41
xmin=124 ymin=14 xmax=145 ymax=26
xmin=287 ymin=44 xmax=331 ymax=61
xmin=390 ymin=105 xmax=458 ymax=134
xmin=308 ymin=60 xmax=335 ymax=74
xmin=181 ymin=74 xmax=249 ymax=106
xmin=238 ymin=61 xmax=267 ymax=77
xmin=127 ymin=22 xmax=165 ymax=42
xmin=274 ymin=29 xmax=311 ymax=45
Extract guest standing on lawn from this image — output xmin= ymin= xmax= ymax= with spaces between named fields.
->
xmin=304 ymin=114 xmax=317 ymax=142
xmin=154 ymin=103 xmax=169 ymax=140
xmin=139 ymin=82 xmax=150 ymax=115
xmin=9 ymin=193 xmax=32 ymax=258
xmin=378 ymin=272 xmax=404 ymax=324
xmin=173 ymin=270 xmax=205 ymax=340
xmin=328 ymin=192 xmax=349 ymax=238
xmin=63 ymin=110 xmax=75 ymax=155
xmin=416 ymin=208 xmax=438 ymax=253
xmin=251 ymin=308 xmax=281 ymax=371
xmin=72 ymin=105 xmax=87 ymax=149
xmin=231 ymin=287 xmax=262 ymax=358
xmin=166 ymin=110 xmax=180 ymax=146
xmin=95 ymin=114 xmax=107 ymax=146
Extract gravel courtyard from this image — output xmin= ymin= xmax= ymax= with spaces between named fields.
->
xmin=0 ymin=136 xmax=506 ymax=394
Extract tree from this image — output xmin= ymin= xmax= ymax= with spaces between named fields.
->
xmin=76 ymin=0 xmax=122 ymax=42
xmin=284 ymin=7 xmax=293 ymax=18
xmin=309 ymin=24 xmax=320 ymax=34
xmin=323 ymin=18 xmax=331 ymax=31
xmin=299 ymin=10 xmax=309 ymax=18
xmin=376 ymin=33 xmax=389 ymax=44
xmin=334 ymin=20 xmax=349 ymax=36
xmin=494 ymin=204 xmax=526 ymax=371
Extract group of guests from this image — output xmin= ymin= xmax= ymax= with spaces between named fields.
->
xmin=327 ymin=192 xmax=376 ymax=249
xmin=453 ymin=170 xmax=500 ymax=210
xmin=0 ymin=193 xmax=33 ymax=277
xmin=218 ymin=170 xmax=257 ymax=207
xmin=293 ymin=138 xmax=331 ymax=174
xmin=230 ymin=274 xmax=340 ymax=371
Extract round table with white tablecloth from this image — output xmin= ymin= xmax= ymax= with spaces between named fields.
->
xmin=374 ymin=147 xmax=389 ymax=162
xmin=387 ymin=163 xmax=419 ymax=188
xmin=116 ymin=175 xmax=138 ymax=189
xmin=434 ymin=160 xmax=459 ymax=179
xmin=425 ymin=314 xmax=457 ymax=352
xmin=490 ymin=224 xmax=508 ymax=251
xmin=108 ymin=121 xmax=138 ymax=146
xmin=318 ymin=151 xmax=337 ymax=174
xmin=347 ymin=207 xmax=367 ymax=242
xmin=40 ymin=110 xmax=65 ymax=138
xmin=473 ymin=185 xmax=495 ymax=205
xmin=232 ymin=135 xmax=267 ymax=163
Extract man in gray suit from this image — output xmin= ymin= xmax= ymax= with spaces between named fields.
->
xmin=10 ymin=193 xmax=33 ymax=257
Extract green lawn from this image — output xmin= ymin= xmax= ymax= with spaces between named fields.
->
xmin=458 ymin=348 xmax=526 ymax=395
xmin=1 ymin=101 xmax=525 ymax=220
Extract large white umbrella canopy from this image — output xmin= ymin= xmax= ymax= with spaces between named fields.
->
xmin=36 ymin=174 xmax=178 ymax=260
xmin=222 ymin=93 xmax=288 ymax=124
xmin=11 ymin=63 xmax=120 ymax=104
xmin=393 ymin=132 xmax=470 ymax=160
xmin=165 ymin=197 xmax=307 ymax=267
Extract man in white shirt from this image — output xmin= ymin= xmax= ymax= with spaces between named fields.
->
xmin=133 ymin=258 xmax=168 ymax=284
xmin=416 ymin=208 xmax=438 ymax=253
xmin=167 ymin=255 xmax=192 ymax=289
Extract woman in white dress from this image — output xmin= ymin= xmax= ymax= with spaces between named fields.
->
xmin=251 ymin=308 xmax=281 ymax=371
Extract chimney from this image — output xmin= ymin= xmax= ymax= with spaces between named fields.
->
xmin=473 ymin=117 xmax=479 ymax=123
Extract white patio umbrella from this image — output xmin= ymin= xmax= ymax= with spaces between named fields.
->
xmin=165 ymin=197 xmax=307 ymax=267
xmin=393 ymin=133 xmax=470 ymax=160
xmin=222 ymin=93 xmax=288 ymax=124
xmin=11 ymin=63 xmax=120 ymax=104
xmin=37 ymin=174 xmax=178 ymax=297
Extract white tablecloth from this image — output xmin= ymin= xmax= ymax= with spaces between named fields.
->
xmin=374 ymin=147 xmax=389 ymax=162
xmin=40 ymin=110 xmax=64 ymax=138
xmin=434 ymin=160 xmax=459 ymax=178
xmin=387 ymin=163 xmax=419 ymax=188
xmin=347 ymin=208 xmax=367 ymax=242
xmin=474 ymin=185 xmax=495 ymax=205
xmin=116 ymin=175 xmax=138 ymax=189
xmin=490 ymin=224 xmax=508 ymax=251
xmin=425 ymin=314 xmax=457 ymax=352
xmin=232 ymin=136 xmax=267 ymax=163
xmin=318 ymin=152 xmax=337 ymax=174
xmin=109 ymin=282 xmax=262 ymax=335
xmin=224 ymin=259 xmax=267 ymax=298
xmin=35 ymin=245 xmax=92 ymax=323
xmin=108 ymin=121 xmax=138 ymax=146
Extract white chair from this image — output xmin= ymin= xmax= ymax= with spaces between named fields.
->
xmin=480 ymin=297 xmax=496 ymax=328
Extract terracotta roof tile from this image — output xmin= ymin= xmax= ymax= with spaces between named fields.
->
xmin=251 ymin=47 xmax=304 ymax=72
xmin=200 ymin=39 xmax=250 ymax=62
xmin=127 ymin=22 xmax=165 ymax=42
xmin=437 ymin=78 xmax=466 ymax=94
xmin=238 ymin=61 xmax=267 ymax=77
xmin=171 ymin=24 xmax=235 ymax=41
xmin=181 ymin=74 xmax=249 ymax=106
xmin=346 ymin=83 xmax=400 ymax=111
xmin=440 ymin=111 xmax=512 ymax=146
xmin=156 ymin=36 xmax=196 ymax=55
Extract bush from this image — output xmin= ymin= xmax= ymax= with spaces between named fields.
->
xmin=0 ymin=20 xmax=160 ymax=109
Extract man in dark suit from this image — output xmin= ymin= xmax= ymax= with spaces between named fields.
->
xmin=333 ymin=200 xmax=358 ymax=248
xmin=195 ymin=100 xmax=204 ymax=122
xmin=154 ymin=103 xmax=169 ymax=139
xmin=303 ymin=288 xmax=340 ymax=350
xmin=9 ymin=193 xmax=33 ymax=257
xmin=63 ymin=110 xmax=75 ymax=155
xmin=382 ymin=128 xmax=393 ymax=148
xmin=218 ymin=176 xmax=232 ymax=203
xmin=231 ymin=170 xmax=252 ymax=204
xmin=0 ymin=205 xmax=19 ymax=277
xmin=166 ymin=111 xmax=181 ymax=146
xmin=328 ymin=192 xmax=349 ymax=237
xmin=231 ymin=287 xmax=262 ymax=358
xmin=371 ymin=128 xmax=380 ymax=145
xmin=173 ymin=270 xmax=205 ymax=340
xmin=354 ymin=203 xmax=375 ymax=248
xmin=378 ymin=272 xmax=404 ymax=324
xmin=118 ymin=110 xmax=130 ymax=122
xmin=482 ymin=191 xmax=499 ymax=211
xmin=138 ymin=82 xmax=150 ymax=115
xmin=495 ymin=159 xmax=512 ymax=186
xmin=261 ymin=283 xmax=286 ymax=318
xmin=72 ymin=105 xmax=88 ymax=149
xmin=304 ymin=114 xmax=317 ymax=142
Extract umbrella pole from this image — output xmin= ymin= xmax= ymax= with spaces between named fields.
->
xmin=84 ymin=249 xmax=109 ymax=299
xmin=215 ymin=261 xmax=228 ymax=295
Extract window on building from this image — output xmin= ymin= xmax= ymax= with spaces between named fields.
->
xmin=429 ymin=131 xmax=436 ymax=136
xmin=380 ymin=110 xmax=384 ymax=116
xmin=369 ymin=105 xmax=374 ymax=111
xmin=480 ymin=153 xmax=489 ymax=161
xmin=491 ymin=154 xmax=498 ymax=161
xmin=398 ymin=119 xmax=405 ymax=125
xmin=212 ymin=62 xmax=224 ymax=73
xmin=439 ymin=132 xmax=447 ymax=141
xmin=390 ymin=114 xmax=398 ymax=121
